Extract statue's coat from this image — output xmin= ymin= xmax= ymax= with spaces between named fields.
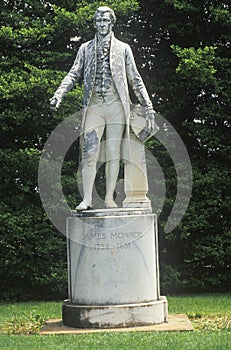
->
xmin=55 ymin=34 xmax=153 ymax=160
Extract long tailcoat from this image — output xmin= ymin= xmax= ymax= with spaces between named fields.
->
xmin=55 ymin=33 xmax=153 ymax=160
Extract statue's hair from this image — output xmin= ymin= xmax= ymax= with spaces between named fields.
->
xmin=94 ymin=6 xmax=116 ymax=25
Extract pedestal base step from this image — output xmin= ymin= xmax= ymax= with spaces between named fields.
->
xmin=40 ymin=314 xmax=194 ymax=335
xmin=62 ymin=297 xmax=168 ymax=329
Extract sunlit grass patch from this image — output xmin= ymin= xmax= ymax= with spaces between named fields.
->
xmin=0 ymin=311 xmax=45 ymax=335
xmin=191 ymin=314 xmax=231 ymax=331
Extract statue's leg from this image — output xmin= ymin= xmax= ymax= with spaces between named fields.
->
xmin=105 ymin=160 xmax=120 ymax=208
xmin=76 ymin=107 xmax=105 ymax=210
xmin=81 ymin=134 xmax=100 ymax=206
xmin=105 ymin=102 xmax=125 ymax=208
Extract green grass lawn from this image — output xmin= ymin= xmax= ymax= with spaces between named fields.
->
xmin=0 ymin=294 xmax=230 ymax=350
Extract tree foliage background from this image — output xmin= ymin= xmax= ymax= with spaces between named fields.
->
xmin=0 ymin=0 xmax=230 ymax=300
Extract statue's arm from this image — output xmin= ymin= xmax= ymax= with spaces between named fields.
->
xmin=125 ymin=44 xmax=153 ymax=111
xmin=50 ymin=44 xmax=85 ymax=110
xmin=125 ymin=45 xmax=157 ymax=131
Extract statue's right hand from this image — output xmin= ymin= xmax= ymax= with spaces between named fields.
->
xmin=49 ymin=96 xmax=62 ymax=111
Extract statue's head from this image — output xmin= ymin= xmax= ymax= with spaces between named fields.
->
xmin=94 ymin=6 xmax=116 ymax=36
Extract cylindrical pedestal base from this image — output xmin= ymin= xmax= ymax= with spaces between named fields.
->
xmin=64 ymin=208 xmax=168 ymax=328
xmin=62 ymin=297 xmax=168 ymax=328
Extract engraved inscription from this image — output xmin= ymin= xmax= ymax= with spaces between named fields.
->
xmin=80 ymin=230 xmax=143 ymax=249
xmin=82 ymin=232 xmax=106 ymax=241
xmin=93 ymin=243 xmax=131 ymax=250
xmin=111 ymin=232 xmax=142 ymax=240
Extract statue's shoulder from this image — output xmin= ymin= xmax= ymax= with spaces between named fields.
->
xmin=113 ymin=36 xmax=129 ymax=47
xmin=80 ymin=38 xmax=95 ymax=52
xmin=112 ymin=36 xmax=131 ymax=54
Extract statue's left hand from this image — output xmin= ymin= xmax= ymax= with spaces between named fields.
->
xmin=145 ymin=112 xmax=157 ymax=133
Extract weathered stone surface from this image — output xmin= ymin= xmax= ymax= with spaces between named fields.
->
xmin=123 ymin=132 xmax=151 ymax=208
xmin=62 ymin=297 xmax=168 ymax=328
xmin=64 ymin=209 xmax=167 ymax=328
xmin=67 ymin=211 xmax=159 ymax=305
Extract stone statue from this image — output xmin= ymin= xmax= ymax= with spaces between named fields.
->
xmin=50 ymin=6 xmax=157 ymax=210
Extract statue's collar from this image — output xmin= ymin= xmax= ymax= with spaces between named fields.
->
xmin=96 ymin=32 xmax=114 ymax=46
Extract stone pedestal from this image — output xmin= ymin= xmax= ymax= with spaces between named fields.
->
xmin=63 ymin=208 xmax=168 ymax=328
xmin=123 ymin=132 xmax=151 ymax=208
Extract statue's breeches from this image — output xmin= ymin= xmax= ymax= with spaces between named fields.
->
xmin=82 ymin=97 xmax=126 ymax=163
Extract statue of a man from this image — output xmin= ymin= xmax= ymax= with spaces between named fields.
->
xmin=50 ymin=6 xmax=156 ymax=210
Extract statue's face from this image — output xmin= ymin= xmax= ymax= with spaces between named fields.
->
xmin=95 ymin=12 xmax=112 ymax=36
